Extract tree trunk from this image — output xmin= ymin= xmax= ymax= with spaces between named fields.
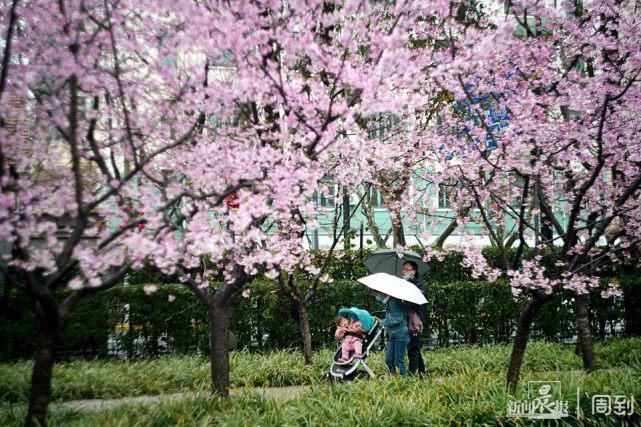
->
xmin=470 ymin=324 xmax=478 ymax=345
xmin=574 ymin=328 xmax=583 ymax=356
xmin=623 ymin=281 xmax=641 ymax=336
xmin=208 ymin=303 xmax=233 ymax=396
xmin=506 ymin=293 xmax=548 ymax=393
xmin=189 ymin=264 xmax=245 ymax=398
xmin=599 ymin=318 xmax=606 ymax=341
xmin=391 ymin=211 xmax=406 ymax=248
xmin=433 ymin=218 xmax=458 ymax=249
xmin=25 ymin=320 xmax=59 ymax=427
xmin=442 ymin=316 xmax=449 ymax=347
xmin=256 ymin=296 xmax=264 ymax=348
xmin=573 ymin=294 xmax=596 ymax=371
xmin=183 ymin=267 xmax=245 ymax=398
xmin=0 ymin=280 xmax=11 ymax=320
xmin=360 ymin=192 xmax=388 ymax=248
xmin=297 ymin=302 xmax=313 ymax=365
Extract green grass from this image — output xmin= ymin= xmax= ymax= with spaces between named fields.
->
xmin=1 ymin=369 xmax=639 ymax=426
xmin=0 ymin=349 xmax=334 ymax=403
xmin=1 ymin=338 xmax=640 ymax=426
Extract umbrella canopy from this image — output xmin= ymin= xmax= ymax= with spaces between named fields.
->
xmin=338 ymin=307 xmax=375 ymax=332
xmin=357 ymin=273 xmax=427 ymax=305
xmin=363 ymin=249 xmax=428 ymax=276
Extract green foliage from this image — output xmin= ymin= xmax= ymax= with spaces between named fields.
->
xmin=425 ymin=280 xmax=520 ymax=346
xmin=424 ymin=279 xmax=631 ymax=347
xmin=2 ymin=276 xmax=638 ymax=361
xmin=0 ymin=355 xmax=209 ymax=404
xmin=230 ymin=349 xmax=328 ymax=388
xmin=1 ymin=339 xmax=640 ymax=426
xmin=0 ymin=349 xmax=333 ymax=404
xmin=309 ymin=249 xmax=373 ymax=280
xmin=232 ymin=278 xmax=377 ymax=350
xmin=619 ymin=275 xmax=641 ymax=336
xmin=107 ymin=284 xmax=209 ymax=357
xmin=123 ymin=263 xmax=179 ymax=285
xmin=0 ymin=287 xmax=110 ymax=361
xmin=2 ymin=253 xmax=639 ymax=361
xmin=424 ymin=250 xmax=472 ymax=281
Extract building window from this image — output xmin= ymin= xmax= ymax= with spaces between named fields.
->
xmin=438 ymin=178 xmax=457 ymax=209
xmin=509 ymin=173 xmax=527 ymax=209
xmin=318 ymin=182 xmax=338 ymax=207
xmin=368 ymin=113 xmax=400 ymax=140
xmin=320 ymin=192 xmax=334 ymax=208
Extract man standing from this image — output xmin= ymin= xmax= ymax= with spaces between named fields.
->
xmin=403 ymin=260 xmax=426 ymax=376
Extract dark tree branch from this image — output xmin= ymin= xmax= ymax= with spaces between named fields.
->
xmin=512 ymin=175 xmax=531 ymax=269
xmin=304 ymin=183 xmax=372 ymax=302
xmin=58 ymin=261 xmax=134 ymax=318
xmin=86 ymin=95 xmax=114 ymax=180
xmin=104 ymin=0 xmax=139 ymax=167
xmin=54 ymin=75 xmax=90 ymax=276
xmin=0 ymin=0 xmax=19 ymax=105
xmin=570 ymin=170 xmax=641 ymax=272
xmin=564 ymin=96 xmax=609 ymax=252
xmin=87 ymin=118 xmax=201 ymax=212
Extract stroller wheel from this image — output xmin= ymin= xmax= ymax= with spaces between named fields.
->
xmin=342 ymin=371 xmax=362 ymax=382
xmin=326 ymin=371 xmax=343 ymax=382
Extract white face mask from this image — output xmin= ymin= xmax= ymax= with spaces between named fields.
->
xmin=376 ymin=294 xmax=390 ymax=304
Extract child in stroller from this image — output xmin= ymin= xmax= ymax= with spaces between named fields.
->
xmin=328 ymin=307 xmax=383 ymax=380
xmin=334 ymin=314 xmax=365 ymax=361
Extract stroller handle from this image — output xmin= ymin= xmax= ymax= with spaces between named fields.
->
xmin=369 ymin=310 xmax=385 ymax=331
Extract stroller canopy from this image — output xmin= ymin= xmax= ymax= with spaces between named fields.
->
xmin=338 ymin=307 xmax=375 ymax=332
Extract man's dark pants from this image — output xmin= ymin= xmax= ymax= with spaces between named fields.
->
xmin=408 ymin=333 xmax=425 ymax=375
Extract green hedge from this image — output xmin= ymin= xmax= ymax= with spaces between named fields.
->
xmin=1 ymin=277 xmax=636 ymax=361
xmin=1 ymin=248 xmax=639 ymax=361
xmin=0 ymin=288 xmax=110 ymax=361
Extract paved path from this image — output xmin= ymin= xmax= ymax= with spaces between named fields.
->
xmin=50 ymin=385 xmax=311 ymax=412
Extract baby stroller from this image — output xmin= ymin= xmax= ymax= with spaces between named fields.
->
xmin=328 ymin=307 xmax=384 ymax=381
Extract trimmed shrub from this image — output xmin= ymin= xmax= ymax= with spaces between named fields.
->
xmin=1 ymin=252 xmax=639 ymax=360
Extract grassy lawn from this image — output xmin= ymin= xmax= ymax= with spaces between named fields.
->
xmin=1 ymin=339 xmax=640 ymax=425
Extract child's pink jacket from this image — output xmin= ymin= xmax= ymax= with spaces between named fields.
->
xmin=335 ymin=320 xmax=365 ymax=344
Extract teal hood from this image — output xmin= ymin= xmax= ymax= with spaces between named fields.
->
xmin=338 ymin=307 xmax=375 ymax=332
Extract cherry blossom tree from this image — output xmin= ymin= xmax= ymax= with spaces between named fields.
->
xmin=275 ymin=186 xmax=373 ymax=365
xmin=119 ymin=0 xmax=444 ymax=396
xmin=0 ymin=0 xmax=228 ymax=424
xmin=7 ymin=2 xmax=636 ymax=423
xmin=410 ymin=0 xmax=641 ymax=391
xmin=2 ymin=1 xmax=446 ymax=420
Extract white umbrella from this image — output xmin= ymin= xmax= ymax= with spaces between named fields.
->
xmin=357 ymin=273 xmax=427 ymax=305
